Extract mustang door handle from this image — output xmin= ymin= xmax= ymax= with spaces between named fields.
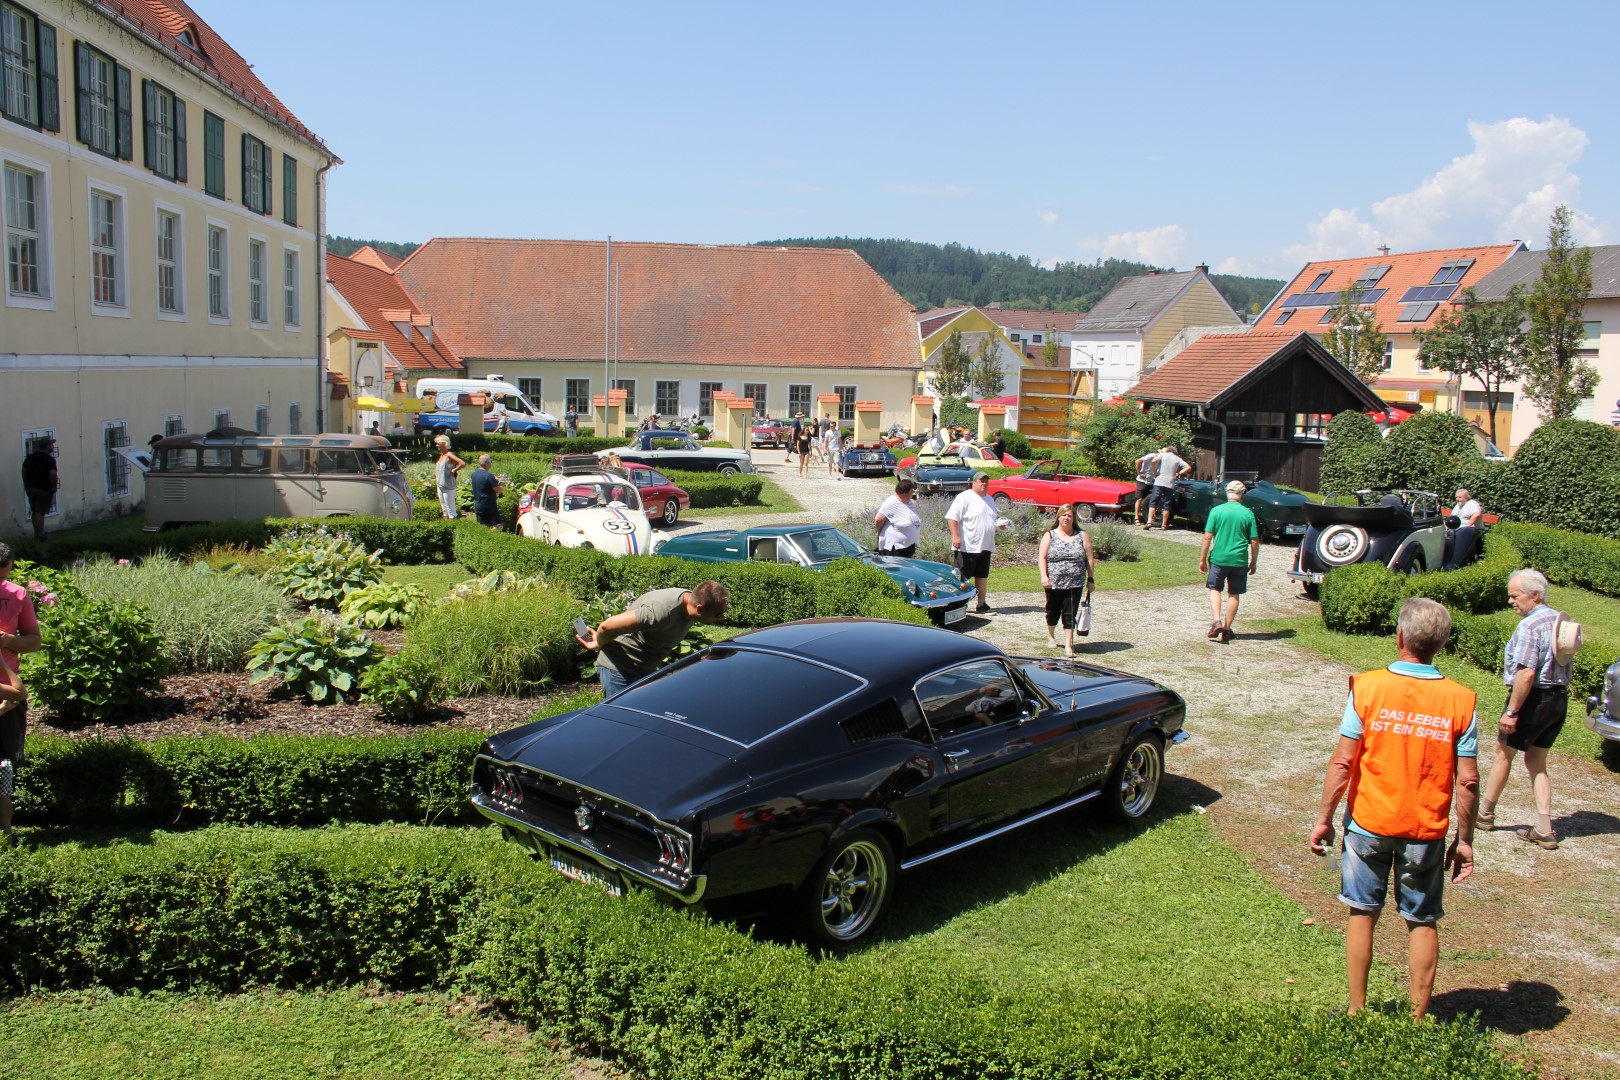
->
xmin=943 ymin=749 xmax=970 ymax=760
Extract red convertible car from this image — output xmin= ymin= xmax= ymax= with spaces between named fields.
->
xmin=986 ymin=460 xmax=1136 ymax=521
xmin=750 ymin=417 xmax=791 ymax=448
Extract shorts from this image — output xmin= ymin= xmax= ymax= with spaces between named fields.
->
xmin=955 ymin=549 xmax=992 ymax=580
xmin=1149 ymin=485 xmax=1175 ymax=511
xmin=878 ymin=544 xmax=916 ymax=559
xmin=1134 ymin=481 xmax=1153 ymax=506
xmin=1501 ymin=685 xmax=1568 ymax=751
xmin=1339 ymin=828 xmax=1447 ymax=924
xmin=1205 ymin=564 xmax=1249 ymax=595
xmin=24 ymin=487 xmax=53 ymax=515
xmin=0 ymin=701 xmax=24 ymax=793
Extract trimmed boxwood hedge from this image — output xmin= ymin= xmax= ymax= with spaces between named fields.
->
xmin=388 ymin=433 xmax=625 ymax=460
xmin=0 ymin=825 xmax=1524 ymax=1078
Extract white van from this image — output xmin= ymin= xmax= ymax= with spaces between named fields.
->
xmin=137 ymin=429 xmax=413 ymax=530
xmin=413 ymin=376 xmax=560 ymax=437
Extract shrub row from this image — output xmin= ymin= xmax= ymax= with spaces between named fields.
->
xmin=659 ymin=469 xmax=765 ymax=509
xmin=15 ymin=517 xmax=456 ymax=568
xmin=387 ymin=433 xmax=624 ymax=460
xmin=0 ymin=826 xmax=1523 ymax=1078
xmin=452 ymin=527 xmax=929 ymax=627
xmin=1448 ymin=609 xmax=1616 ymax=703
xmin=1493 ymin=522 xmax=1620 ymax=598
xmin=264 ymin=517 xmax=455 ymax=564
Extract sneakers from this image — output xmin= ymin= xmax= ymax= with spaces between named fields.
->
xmin=1219 ymin=626 xmax=1234 ymax=643
xmin=1207 ymin=622 xmax=1223 ymax=640
xmin=974 ymin=603 xmax=993 ymax=614
xmin=1516 ymin=828 xmax=1559 ymax=850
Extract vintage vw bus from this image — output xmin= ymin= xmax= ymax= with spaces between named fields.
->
xmin=139 ymin=428 xmax=413 ymax=530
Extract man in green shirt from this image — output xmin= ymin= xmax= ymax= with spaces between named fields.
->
xmin=1198 ymin=480 xmax=1259 ymax=643
xmin=578 ymin=582 xmax=729 ymax=696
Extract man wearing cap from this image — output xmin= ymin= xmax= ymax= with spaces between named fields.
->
xmin=1198 ymin=480 xmax=1259 ymax=643
xmin=947 ymin=472 xmax=1004 ymax=614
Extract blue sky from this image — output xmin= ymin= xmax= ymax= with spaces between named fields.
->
xmin=207 ymin=0 xmax=1619 ymax=280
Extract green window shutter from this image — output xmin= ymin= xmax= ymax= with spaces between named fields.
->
xmin=204 ymin=111 xmax=223 ymax=196
xmin=36 ymin=21 xmax=59 ymax=132
xmin=282 ymin=155 xmax=297 ymax=226
xmin=114 ymin=63 xmax=132 ymax=159
xmin=262 ymin=143 xmax=273 ymax=216
xmin=73 ymin=40 xmax=90 ymax=144
xmin=240 ymin=132 xmax=251 ymax=209
xmin=173 ymin=97 xmax=187 ymax=182
xmin=141 ymin=78 xmax=156 ymax=169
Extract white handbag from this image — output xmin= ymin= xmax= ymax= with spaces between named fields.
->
xmin=1076 ymin=585 xmax=1093 ymax=636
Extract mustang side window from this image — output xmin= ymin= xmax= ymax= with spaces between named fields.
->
xmin=915 ymin=659 xmax=1024 ymax=740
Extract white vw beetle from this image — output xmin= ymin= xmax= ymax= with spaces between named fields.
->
xmin=517 ymin=457 xmax=666 ymax=555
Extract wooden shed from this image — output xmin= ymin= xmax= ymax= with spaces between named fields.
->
xmin=1128 ymin=331 xmax=1385 ymax=491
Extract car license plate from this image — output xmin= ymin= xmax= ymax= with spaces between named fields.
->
xmin=943 ymin=605 xmax=967 ymax=625
xmin=549 ymin=849 xmax=623 ymax=896
xmin=1284 ymin=524 xmax=1306 ymax=535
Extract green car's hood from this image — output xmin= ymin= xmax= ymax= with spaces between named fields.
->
xmin=866 ymin=554 xmax=972 ymax=596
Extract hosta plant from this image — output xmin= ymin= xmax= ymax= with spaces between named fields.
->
xmin=441 ymin=569 xmax=548 ymax=604
xmin=339 ymin=581 xmax=429 ymax=628
xmin=247 ymin=612 xmax=381 ymax=703
xmin=359 ymin=652 xmax=445 ymax=720
xmin=262 ymin=526 xmax=383 ymax=608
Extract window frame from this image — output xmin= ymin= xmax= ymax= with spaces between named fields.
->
xmin=787 ymin=383 xmax=812 ymax=419
xmin=162 ymin=412 xmax=184 ymax=437
xmin=86 ymin=180 xmax=127 ymax=315
xmin=254 ymin=403 xmax=270 ymax=434
xmin=833 ymin=384 xmax=856 ymax=423
xmin=246 ymin=234 xmax=266 ymax=325
xmin=612 ymin=377 xmax=636 ymax=416
xmin=73 ymin=39 xmax=128 ymax=159
xmin=205 ymin=219 xmax=229 ymax=322
xmin=212 ymin=407 xmax=230 ymax=431
xmin=912 ymin=658 xmax=1026 ymax=741
xmin=2 ymin=150 xmax=51 ymax=307
xmin=20 ymin=426 xmax=57 ymax=516
xmin=564 ymin=378 xmax=591 ymax=416
xmin=281 ymin=153 xmax=297 ymax=226
xmin=288 ymin=400 xmax=301 ymax=435
xmin=240 ymin=132 xmax=271 ymax=215
xmin=516 ymin=377 xmax=542 ymax=409
xmin=654 ymin=379 xmax=679 ymax=416
xmin=141 ymin=78 xmax=186 ymax=183
xmin=153 ymin=202 xmax=183 ymax=318
xmin=280 ymin=243 xmax=299 ymax=328
xmin=102 ymin=417 xmax=130 ymax=500
xmin=742 ymin=382 xmax=767 ymax=416
xmin=2 ymin=1 xmax=58 ymax=132
xmin=698 ymin=381 xmax=722 ymax=420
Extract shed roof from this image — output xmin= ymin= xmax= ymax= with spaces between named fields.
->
xmin=1128 ymin=330 xmax=1384 ymax=411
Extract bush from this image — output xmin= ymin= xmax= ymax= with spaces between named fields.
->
xmin=661 ymin=470 xmax=765 ymax=508
xmin=340 ymin=581 xmax=429 ymax=628
xmin=20 ymin=593 xmax=168 ymax=724
xmin=11 ymin=520 xmax=273 ymax=568
xmin=1494 ymin=522 xmax=1620 ymax=597
xmin=262 ymin=527 xmax=384 ymax=608
xmin=1318 ymin=410 xmax=1382 ymax=496
xmin=388 ymin=432 xmax=623 ymax=461
xmin=70 ymin=554 xmax=291 ymax=672
xmin=1072 ymin=401 xmax=1196 ymax=481
xmin=248 ymin=613 xmax=381 ymax=704
xmin=701 ymin=438 xmax=730 ymax=448
xmin=1497 ymin=419 xmax=1620 ymax=540
xmin=402 ymin=587 xmax=581 ymax=697
xmin=1087 ymin=519 xmax=1142 ymax=562
xmin=998 ymin=429 xmax=1033 ymax=461
xmin=1363 ymin=411 xmax=1484 ymax=495
xmin=358 ymin=653 xmax=446 ymax=720
xmin=1318 ymin=563 xmax=1411 ymax=636
xmin=267 ymin=517 xmax=456 ymax=564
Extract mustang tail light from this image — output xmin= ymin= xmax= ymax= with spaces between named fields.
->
xmin=655 ymin=830 xmax=691 ymax=872
xmin=489 ymin=767 xmax=523 ymax=805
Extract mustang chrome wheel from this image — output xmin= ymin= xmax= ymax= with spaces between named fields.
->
xmin=1109 ymin=735 xmax=1163 ymax=820
xmin=809 ymin=832 xmax=893 ymax=945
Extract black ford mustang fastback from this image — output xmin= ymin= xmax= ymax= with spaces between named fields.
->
xmin=471 ymin=619 xmax=1187 ymax=946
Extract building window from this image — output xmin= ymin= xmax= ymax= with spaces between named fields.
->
xmin=655 ymin=380 xmax=679 ymax=416
xmin=1274 ymin=308 xmax=1295 ymax=326
xmin=742 ymin=382 xmax=767 ymax=416
xmin=1222 ymin=410 xmax=1286 ymax=440
xmin=1304 ymin=270 xmax=1331 ymax=293
xmin=88 ymin=187 xmax=122 ymax=307
xmin=1382 ymin=340 xmax=1394 ymax=372
xmin=247 ymin=238 xmax=265 ymax=323
xmin=2 ymin=2 xmax=57 ymax=131
xmin=1031 ymin=333 xmax=1043 ymax=344
xmin=254 ymin=403 xmax=269 ymax=434
xmin=281 ymin=247 xmax=299 ymax=327
xmin=202 ymin=110 xmax=224 ymax=197
xmin=698 ymin=381 xmax=722 ymax=420
xmin=154 ymin=208 xmax=181 ymax=313
xmin=1580 ymin=321 xmax=1602 ymax=351
xmin=3 ymin=159 xmax=47 ymax=299
xmin=162 ymin=412 xmax=183 ymax=437
xmin=1294 ymin=413 xmax=1331 ymax=440
xmin=833 ymin=385 xmax=856 ymax=422
xmin=141 ymin=79 xmax=185 ymax=182
xmin=212 ymin=408 xmax=230 ymax=431
xmin=788 ymin=383 xmax=811 ymax=418
xmin=103 ymin=419 xmax=130 ymax=499
xmin=73 ymin=41 xmax=128 ymax=159
xmin=565 ymin=378 xmax=590 ymax=416
xmin=288 ymin=401 xmax=301 ymax=435
xmin=207 ymin=224 xmax=227 ymax=319
xmin=516 ymin=377 xmax=541 ymax=406
xmin=241 ymin=133 xmax=271 ymax=214
xmin=613 ymin=378 xmax=636 ymax=416
xmin=1429 ymin=259 xmax=1475 ymax=286
xmin=281 ymin=154 xmax=297 ymax=226
xmin=20 ymin=428 xmax=56 ymax=515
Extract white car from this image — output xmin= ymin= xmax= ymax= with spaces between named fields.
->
xmin=516 ymin=468 xmax=666 ymax=555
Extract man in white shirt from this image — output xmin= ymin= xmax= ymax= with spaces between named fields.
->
xmin=946 ymin=473 xmax=1003 ymax=614
xmin=1148 ymin=445 xmax=1192 ymax=529
xmin=1450 ymin=489 xmax=1481 ymax=528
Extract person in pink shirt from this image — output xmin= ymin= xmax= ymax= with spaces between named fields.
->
xmin=0 ymin=543 xmax=43 ymax=847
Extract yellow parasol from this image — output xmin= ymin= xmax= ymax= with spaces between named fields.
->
xmin=349 ymin=395 xmax=409 ymax=411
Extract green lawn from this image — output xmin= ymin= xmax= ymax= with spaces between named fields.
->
xmin=379 ymin=563 xmax=471 ymax=599
xmin=0 ymin=988 xmax=591 ymax=1079
xmin=989 ymin=534 xmax=1203 ymax=592
xmin=689 ymin=475 xmax=801 ymax=517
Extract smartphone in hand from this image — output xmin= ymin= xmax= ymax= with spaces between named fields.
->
xmin=573 ymin=617 xmax=591 ymax=639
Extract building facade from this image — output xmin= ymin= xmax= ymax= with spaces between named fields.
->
xmin=1070 ymin=266 xmax=1243 ymax=399
xmin=2 ymin=0 xmax=335 ymax=534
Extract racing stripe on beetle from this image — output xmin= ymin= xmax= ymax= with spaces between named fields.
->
xmin=610 ymin=506 xmax=639 ymax=554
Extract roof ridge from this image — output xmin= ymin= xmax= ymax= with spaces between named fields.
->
xmin=1291 ymin=242 xmax=1521 ymax=268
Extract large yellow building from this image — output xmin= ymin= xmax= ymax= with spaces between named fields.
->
xmin=1 ymin=0 xmax=336 ymax=534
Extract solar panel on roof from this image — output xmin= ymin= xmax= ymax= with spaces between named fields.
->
xmin=1397 ymin=302 xmax=1439 ymax=322
xmin=1398 ymin=285 xmax=1459 ymax=303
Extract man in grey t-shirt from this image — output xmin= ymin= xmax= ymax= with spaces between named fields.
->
xmin=577 ymin=581 xmax=729 ymax=697
xmin=1148 ymin=444 xmax=1191 ymax=530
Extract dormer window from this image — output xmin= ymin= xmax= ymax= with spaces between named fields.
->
xmin=1305 ymin=271 xmax=1331 ymax=292
xmin=1353 ymin=265 xmax=1390 ymax=289
xmin=1275 ymin=309 xmax=1295 ymax=326
xmin=1429 ymin=259 xmax=1475 ymax=286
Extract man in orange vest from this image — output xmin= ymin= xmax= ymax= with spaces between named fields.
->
xmin=1309 ymin=597 xmax=1479 ymax=1022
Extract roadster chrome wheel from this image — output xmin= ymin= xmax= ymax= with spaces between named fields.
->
xmin=1316 ymin=524 xmax=1370 ymax=567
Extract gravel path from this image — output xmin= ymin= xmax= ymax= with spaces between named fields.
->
xmin=694 ymin=453 xmax=1620 ymax=1074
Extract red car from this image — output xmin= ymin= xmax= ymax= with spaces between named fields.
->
xmin=626 ymin=465 xmax=690 ymax=526
xmin=750 ymin=417 xmax=791 ymax=448
xmin=985 ymin=459 xmax=1136 ymax=521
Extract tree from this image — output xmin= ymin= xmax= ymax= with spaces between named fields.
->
xmin=1040 ymin=324 xmax=1062 ymax=369
xmin=930 ymin=330 xmax=973 ymax=399
xmin=969 ymin=334 xmax=1005 ymax=398
xmin=1523 ymin=205 xmax=1598 ymax=420
xmin=1067 ymin=400 xmax=1195 ymax=481
xmin=1319 ymin=281 xmax=1388 ymax=385
xmin=1412 ymin=285 xmax=1529 ymax=442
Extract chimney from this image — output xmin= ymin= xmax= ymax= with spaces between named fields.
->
xmin=1377 ymin=245 xmax=1391 ymax=257
xmin=1195 ymin=263 xmax=1209 ymax=275
xmin=1148 ymin=269 xmax=1160 ymax=276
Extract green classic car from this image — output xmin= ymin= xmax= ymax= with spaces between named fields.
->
xmin=1172 ymin=478 xmax=1311 ymax=540
xmin=657 ymin=524 xmax=977 ymax=625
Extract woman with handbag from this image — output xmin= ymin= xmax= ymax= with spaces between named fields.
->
xmin=1038 ymin=502 xmax=1096 ymax=658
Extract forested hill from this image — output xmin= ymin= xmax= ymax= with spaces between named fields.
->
xmin=327 ymin=236 xmax=421 ymax=261
xmin=755 ymin=237 xmax=1282 ymax=316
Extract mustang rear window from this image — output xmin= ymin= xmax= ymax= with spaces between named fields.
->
xmin=614 ymin=647 xmax=863 ymax=745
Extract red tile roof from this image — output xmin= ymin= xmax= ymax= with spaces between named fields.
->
xmin=326 ymin=254 xmax=463 ymax=372
xmin=394 ymin=239 xmax=921 ymax=368
xmin=91 ymin=0 xmax=331 ymax=154
xmin=349 ymin=245 xmax=403 ymax=272
xmin=918 ymin=306 xmax=970 ymax=337
xmin=981 ymin=306 xmax=1082 ymax=333
xmin=1260 ymin=245 xmax=1520 ymax=333
xmin=1129 ymin=330 xmax=1382 ymax=410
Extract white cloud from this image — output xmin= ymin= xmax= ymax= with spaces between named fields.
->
xmin=1037 ymin=210 xmax=1059 ymax=228
xmin=884 ymin=183 xmax=977 ymax=198
xmin=1274 ymin=116 xmax=1606 ymax=272
xmin=1088 ymin=224 xmax=1185 ymax=266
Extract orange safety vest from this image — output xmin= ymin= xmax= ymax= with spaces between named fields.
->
xmin=1346 ymin=668 xmax=1476 ymax=841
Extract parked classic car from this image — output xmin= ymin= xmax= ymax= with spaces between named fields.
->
xmin=986 ymin=460 xmax=1136 ymax=521
xmin=601 ymin=430 xmax=756 ymax=475
xmin=838 ymin=442 xmax=897 ymax=478
xmin=1174 ymin=478 xmax=1311 ymax=540
xmin=898 ymin=441 xmax=1018 ymax=471
xmin=470 ymin=618 xmax=1188 ymax=945
xmin=658 ymin=524 xmax=976 ymax=625
xmin=622 ymin=465 xmax=690 ymax=526
xmin=1586 ymin=656 xmax=1620 ymax=761
xmin=750 ymin=417 xmax=791 ymax=448
xmin=896 ymin=453 xmax=977 ymax=497
xmin=517 ymin=461 xmax=665 ymax=555
xmin=1287 ymin=489 xmax=1449 ymax=598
